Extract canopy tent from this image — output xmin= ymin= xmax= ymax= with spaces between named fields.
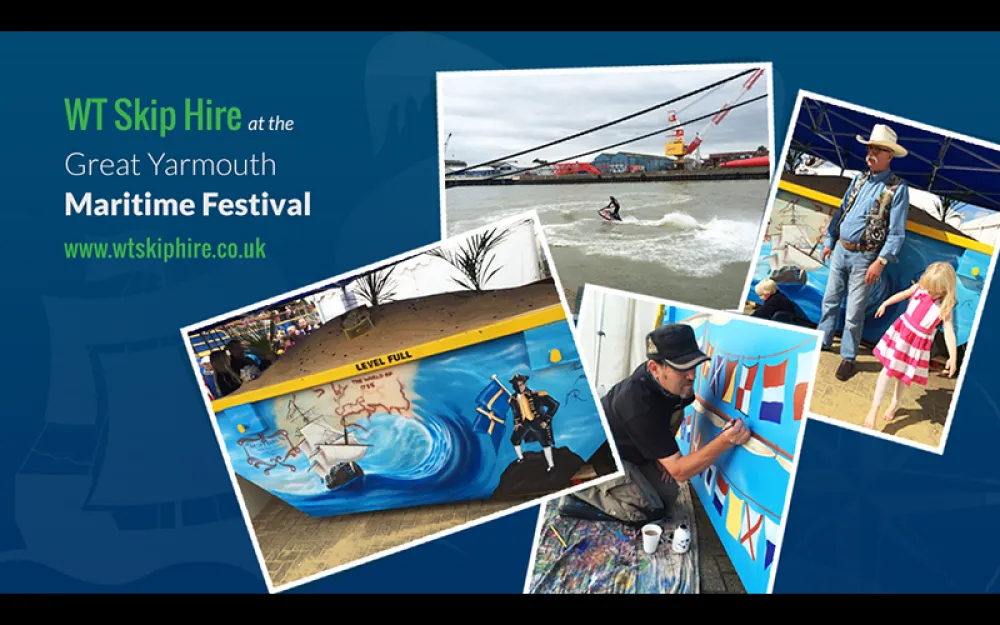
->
xmin=790 ymin=96 xmax=1000 ymax=212
xmin=189 ymin=288 xmax=340 ymax=335
xmin=259 ymin=278 xmax=356 ymax=313
xmin=186 ymin=250 xmax=430 ymax=335
xmin=746 ymin=96 xmax=1000 ymax=354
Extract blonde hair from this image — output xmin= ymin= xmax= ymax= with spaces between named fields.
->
xmin=755 ymin=279 xmax=777 ymax=298
xmin=919 ymin=262 xmax=957 ymax=322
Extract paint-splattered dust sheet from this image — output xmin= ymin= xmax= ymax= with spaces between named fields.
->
xmin=528 ymin=481 xmax=699 ymax=594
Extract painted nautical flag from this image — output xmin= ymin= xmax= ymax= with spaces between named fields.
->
xmin=712 ymin=471 xmax=729 ymax=515
xmin=701 ymin=344 xmax=714 ymax=380
xmin=703 ymin=464 xmax=717 ymax=493
xmin=759 ymin=360 xmax=787 ymax=424
xmin=764 ymin=515 xmax=781 ymax=570
xmin=472 ymin=377 xmax=512 ymax=452
xmin=709 ymin=354 xmax=726 ymax=397
xmin=722 ymin=358 xmax=738 ymax=404
xmin=726 ymin=490 xmax=743 ymax=540
xmin=739 ymin=501 xmax=764 ymax=562
xmin=677 ymin=411 xmax=692 ymax=444
xmin=736 ymin=363 xmax=757 ymax=415
xmin=793 ymin=348 xmax=816 ymax=421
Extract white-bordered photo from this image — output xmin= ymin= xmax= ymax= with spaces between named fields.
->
xmin=180 ymin=211 xmax=624 ymax=593
xmin=521 ymin=284 xmax=820 ymax=594
xmin=436 ymin=63 xmax=775 ymax=315
xmin=739 ymin=90 xmax=1000 ymax=454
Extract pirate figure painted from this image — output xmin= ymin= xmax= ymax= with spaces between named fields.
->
xmin=508 ymin=373 xmax=560 ymax=472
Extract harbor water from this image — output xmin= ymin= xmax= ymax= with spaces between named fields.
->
xmin=444 ymin=179 xmax=771 ymax=310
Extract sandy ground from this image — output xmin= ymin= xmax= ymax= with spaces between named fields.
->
xmin=808 ymin=336 xmax=954 ymax=448
xmin=252 ymin=495 xmax=534 ymax=588
xmin=227 ymin=278 xmax=565 ymax=399
xmin=743 ymin=303 xmax=955 ymax=448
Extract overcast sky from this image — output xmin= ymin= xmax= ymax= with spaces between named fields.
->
xmin=437 ymin=65 xmax=771 ymax=168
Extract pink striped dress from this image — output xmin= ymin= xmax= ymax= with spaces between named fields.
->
xmin=873 ymin=286 xmax=942 ymax=386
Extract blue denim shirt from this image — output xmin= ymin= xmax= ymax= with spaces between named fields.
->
xmin=823 ymin=169 xmax=910 ymax=262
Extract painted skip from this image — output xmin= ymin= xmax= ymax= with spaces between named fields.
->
xmin=777 ymin=179 xmax=995 ymax=256
xmin=210 ymin=304 xmax=568 ymax=412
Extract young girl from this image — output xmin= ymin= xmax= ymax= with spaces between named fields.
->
xmin=863 ymin=262 xmax=958 ymax=429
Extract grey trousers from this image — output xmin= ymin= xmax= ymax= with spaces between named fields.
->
xmin=629 ymin=459 xmax=680 ymax=510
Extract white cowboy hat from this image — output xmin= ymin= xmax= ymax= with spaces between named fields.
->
xmin=856 ymin=124 xmax=907 ymax=157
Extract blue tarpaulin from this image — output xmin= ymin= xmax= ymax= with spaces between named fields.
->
xmin=749 ymin=95 xmax=1000 ymax=351
xmin=791 ymin=96 xmax=1000 ymax=212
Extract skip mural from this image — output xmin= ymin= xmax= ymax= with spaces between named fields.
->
xmin=212 ymin=314 xmax=612 ymax=518
xmin=661 ymin=305 xmax=819 ymax=594
xmin=748 ymin=183 xmax=993 ymax=351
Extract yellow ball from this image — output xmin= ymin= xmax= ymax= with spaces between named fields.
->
xmin=549 ymin=349 xmax=562 ymax=363
xmin=973 ymin=266 xmax=980 ymax=277
xmin=237 ymin=424 xmax=246 ymax=433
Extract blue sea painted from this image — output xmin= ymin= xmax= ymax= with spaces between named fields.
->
xmin=214 ymin=321 xmax=609 ymax=518
xmin=665 ymin=308 xmax=817 ymax=594
xmin=747 ymin=192 xmax=990 ymax=349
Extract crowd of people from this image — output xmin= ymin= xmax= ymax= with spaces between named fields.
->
xmin=198 ymin=315 xmax=321 ymax=400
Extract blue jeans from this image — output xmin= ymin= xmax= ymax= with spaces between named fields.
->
xmin=817 ymin=242 xmax=878 ymax=361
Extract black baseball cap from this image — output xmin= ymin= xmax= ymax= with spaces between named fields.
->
xmin=645 ymin=323 xmax=709 ymax=371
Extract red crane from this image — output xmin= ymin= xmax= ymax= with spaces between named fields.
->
xmin=665 ymin=68 xmax=767 ymax=168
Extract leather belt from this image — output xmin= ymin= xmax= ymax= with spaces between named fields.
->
xmin=839 ymin=238 xmax=879 ymax=253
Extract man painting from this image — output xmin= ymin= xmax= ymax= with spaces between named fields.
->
xmin=574 ymin=324 xmax=751 ymax=522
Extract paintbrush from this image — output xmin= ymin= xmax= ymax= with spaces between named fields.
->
xmin=722 ymin=417 xmax=746 ymax=432
xmin=549 ymin=524 xmax=568 ymax=549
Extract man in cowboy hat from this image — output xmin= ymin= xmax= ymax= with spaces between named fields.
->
xmin=818 ymin=124 xmax=911 ymax=382
xmin=572 ymin=324 xmax=751 ymax=521
xmin=508 ymin=373 xmax=560 ymax=472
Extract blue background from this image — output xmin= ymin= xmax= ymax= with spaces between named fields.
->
xmin=214 ymin=325 xmax=606 ymax=517
xmin=677 ymin=309 xmax=818 ymax=594
xmin=2 ymin=31 xmax=1000 ymax=594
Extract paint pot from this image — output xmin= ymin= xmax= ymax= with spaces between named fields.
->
xmin=671 ymin=524 xmax=691 ymax=554
xmin=641 ymin=524 xmax=662 ymax=555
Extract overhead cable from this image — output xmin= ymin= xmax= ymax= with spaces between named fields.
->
xmin=445 ymin=67 xmax=761 ymax=176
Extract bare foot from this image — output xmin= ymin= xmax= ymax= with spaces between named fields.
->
xmin=863 ymin=409 xmax=878 ymax=429
xmin=882 ymin=402 xmax=898 ymax=422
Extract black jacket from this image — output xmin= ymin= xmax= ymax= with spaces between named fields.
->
xmin=752 ymin=289 xmax=795 ymax=320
